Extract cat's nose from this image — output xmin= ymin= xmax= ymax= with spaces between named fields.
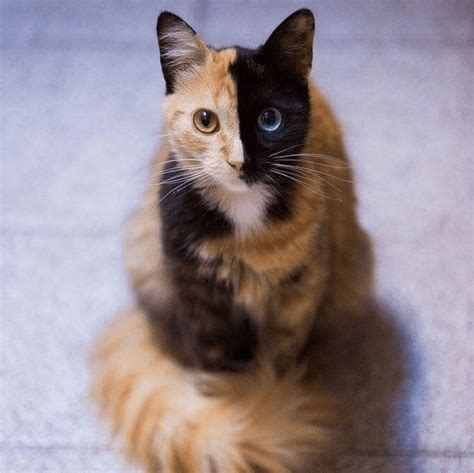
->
xmin=226 ymin=156 xmax=243 ymax=171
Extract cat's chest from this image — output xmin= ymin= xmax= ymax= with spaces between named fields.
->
xmin=196 ymin=253 xmax=273 ymax=317
xmin=207 ymin=183 xmax=273 ymax=234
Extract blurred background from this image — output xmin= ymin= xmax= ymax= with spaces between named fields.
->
xmin=1 ymin=1 xmax=473 ymax=472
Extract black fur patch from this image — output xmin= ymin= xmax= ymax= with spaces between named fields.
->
xmin=229 ymin=46 xmax=311 ymax=222
xmin=285 ymin=264 xmax=307 ymax=285
xmin=145 ymin=258 xmax=259 ymax=372
xmin=156 ymin=155 xmax=258 ymax=371
xmin=160 ymin=156 xmax=232 ymax=260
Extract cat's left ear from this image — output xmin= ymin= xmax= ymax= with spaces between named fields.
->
xmin=262 ymin=9 xmax=315 ymax=77
xmin=156 ymin=11 xmax=209 ymax=93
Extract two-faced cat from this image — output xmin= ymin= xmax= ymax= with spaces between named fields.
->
xmin=92 ymin=9 xmax=372 ymax=472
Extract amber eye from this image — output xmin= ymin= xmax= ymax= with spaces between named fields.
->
xmin=193 ymin=109 xmax=219 ymax=134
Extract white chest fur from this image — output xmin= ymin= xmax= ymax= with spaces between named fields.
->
xmin=209 ymin=183 xmax=273 ymax=234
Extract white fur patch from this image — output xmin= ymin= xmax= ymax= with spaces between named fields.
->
xmin=209 ymin=183 xmax=273 ymax=235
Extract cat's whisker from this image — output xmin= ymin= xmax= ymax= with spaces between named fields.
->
xmin=159 ymin=166 xmax=204 ymax=177
xmin=120 ymin=129 xmax=173 ymax=140
xmin=159 ymin=170 xmax=208 ymax=187
xmin=158 ymin=178 xmax=200 ymax=205
xmin=269 ymin=143 xmax=305 ymax=158
xmin=160 ymin=158 xmax=202 ymax=168
xmin=148 ymin=161 xmax=203 ymax=178
xmin=271 ymin=168 xmax=329 ymax=199
xmin=175 ymin=175 xmax=214 ymax=200
xmin=158 ymin=168 xmax=211 ymax=202
xmin=275 ymin=158 xmax=351 ymax=170
xmin=271 ymin=169 xmax=342 ymax=202
xmin=276 ymin=167 xmax=341 ymax=195
xmin=274 ymin=157 xmax=346 ymax=166
xmin=183 ymin=175 xmax=213 ymax=201
xmin=276 ymin=166 xmax=343 ymax=193
xmin=148 ymin=175 xmax=205 ymax=195
xmin=159 ymin=176 xmax=196 ymax=186
xmin=196 ymin=176 xmax=213 ymax=195
xmin=273 ymin=153 xmax=348 ymax=165
xmin=274 ymin=152 xmax=342 ymax=159
xmin=158 ymin=165 xmax=202 ymax=176
xmin=273 ymin=163 xmax=353 ymax=184
xmin=263 ymin=172 xmax=287 ymax=201
xmin=156 ymin=165 xmax=207 ymax=182
xmin=270 ymin=169 xmax=330 ymax=200
xmin=151 ymin=157 xmax=201 ymax=166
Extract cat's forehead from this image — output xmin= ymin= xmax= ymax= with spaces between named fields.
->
xmin=206 ymin=48 xmax=239 ymax=108
xmin=168 ymin=46 xmax=285 ymax=112
xmin=163 ymin=47 xmax=244 ymax=137
xmin=177 ymin=48 xmax=238 ymax=107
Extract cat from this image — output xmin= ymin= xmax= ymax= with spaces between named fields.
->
xmin=92 ymin=8 xmax=372 ymax=472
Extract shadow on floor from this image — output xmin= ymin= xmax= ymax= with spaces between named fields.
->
xmin=311 ymin=297 xmax=423 ymax=472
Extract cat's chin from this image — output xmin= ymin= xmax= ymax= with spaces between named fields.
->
xmin=207 ymin=174 xmax=251 ymax=194
xmin=220 ymin=180 xmax=251 ymax=194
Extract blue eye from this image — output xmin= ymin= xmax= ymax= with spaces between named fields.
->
xmin=257 ymin=108 xmax=282 ymax=132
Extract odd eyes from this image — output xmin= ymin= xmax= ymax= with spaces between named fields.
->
xmin=193 ymin=109 xmax=220 ymax=134
xmin=258 ymin=108 xmax=282 ymax=132
xmin=192 ymin=107 xmax=282 ymax=134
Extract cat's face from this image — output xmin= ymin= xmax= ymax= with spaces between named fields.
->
xmin=157 ymin=9 xmax=314 ymax=199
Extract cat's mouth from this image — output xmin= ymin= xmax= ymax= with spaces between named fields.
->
xmin=222 ymin=176 xmax=252 ymax=193
xmin=208 ymin=168 xmax=251 ymax=194
xmin=239 ymin=170 xmax=258 ymax=187
xmin=207 ymin=162 xmax=262 ymax=194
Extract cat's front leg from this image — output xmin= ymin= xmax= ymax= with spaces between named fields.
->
xmin=267 ymin=268 xmax=328 ymax=369
xmin=186 ymin=301 xmax=259 ymax=371
xmin=146 ymin=293 xmax=259 ymax=372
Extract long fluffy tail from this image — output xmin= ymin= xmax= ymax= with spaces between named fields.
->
xmin=91 ymin=307 xmax=336 ymax=473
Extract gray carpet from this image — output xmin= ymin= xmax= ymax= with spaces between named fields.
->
xmin=1 ymin=1 xmax=473 ymax=471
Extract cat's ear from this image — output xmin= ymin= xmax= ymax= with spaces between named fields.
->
xmin=262 ymin=9 xmax=315 ymax=76
xmin=156 ymin=12 xmax=209 ymax=93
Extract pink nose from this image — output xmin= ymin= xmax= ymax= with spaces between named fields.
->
xmin=227 ymin=158 xmax=243 ymax=171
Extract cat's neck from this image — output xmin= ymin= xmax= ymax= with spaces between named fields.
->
xmin=203 ymin=182 xmax=273 ymax=236
xmin=160 ymin=154 xmax=276 ymax=240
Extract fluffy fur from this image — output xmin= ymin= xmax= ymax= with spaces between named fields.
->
xmin=92 ymin=308 xmax=336 ymax=472
xmin=91 ymin=8 xmax=372 ymax=472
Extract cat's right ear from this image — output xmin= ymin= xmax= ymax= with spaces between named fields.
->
xmin=156 ymin=12 xmax=208 ymax=93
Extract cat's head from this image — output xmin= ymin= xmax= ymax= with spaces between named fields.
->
xmin=156 ymin=9 xmax=314 ymax=197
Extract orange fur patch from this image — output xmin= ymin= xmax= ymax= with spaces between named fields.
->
xmin=91 ymin=307 xmax=337 ymax=473
xmin=95 ymin=31 xmax=373 ymax=471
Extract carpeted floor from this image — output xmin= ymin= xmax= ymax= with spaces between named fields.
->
xmin=1 ymin=1 xmax=473 ymax=471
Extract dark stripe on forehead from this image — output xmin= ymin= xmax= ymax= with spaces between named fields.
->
xmin=229 ymin=47 xmax=311 ymax=222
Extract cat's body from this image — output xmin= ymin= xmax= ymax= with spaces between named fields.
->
xmin=125 ymin=81 xmax=370 ymax=372
xmin=92 ymin=9 xmax=372 ymax=472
